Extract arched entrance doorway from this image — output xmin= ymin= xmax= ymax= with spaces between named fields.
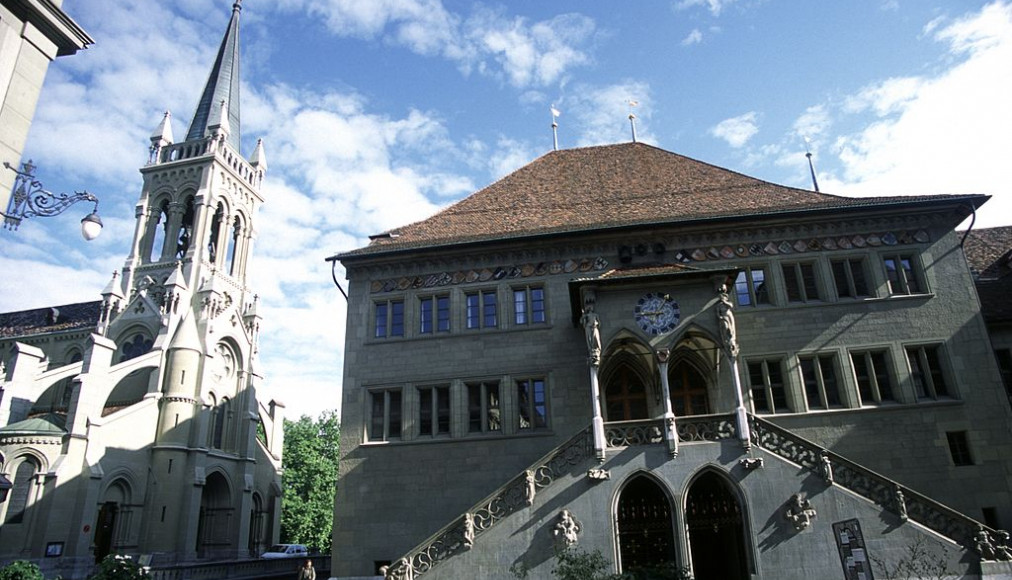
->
xmin=616 ymin=475 xmax=677 ymax=574
xmin=670 ymin=360 xmax=709 ymax=416
xmin=685 ymin=471 xmax=749 ymax=580
xmin=94 ymin=479 xmax=131 ymax=563
xmin=604 ymin=361 xmax=650 ymax=421
xmin=197 ymin=472 xmax=234 ymax=558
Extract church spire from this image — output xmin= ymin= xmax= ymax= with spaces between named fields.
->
xmin=186 ymin=1 xmax=242 ymax=153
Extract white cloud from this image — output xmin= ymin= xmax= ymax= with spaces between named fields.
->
xmin=564 ymin=81 xmax=655 ymax=147
xmin=710 ymin=112 xmax=759 ymax=148
xmin=822 ymin=1 xmax=1012 ymax=227
xmin=682 ymin=29 xmax=704 ymax=46
xmin=676 ymin=0 xmax=738 ymax=17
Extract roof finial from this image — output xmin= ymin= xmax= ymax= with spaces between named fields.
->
xmin=804 ymin=136 xmax=820 ymax=193
xmin=550 ymin=105 xmax=561 ymax=152
xmin=628 ymin=100 xmax=639 ymax=143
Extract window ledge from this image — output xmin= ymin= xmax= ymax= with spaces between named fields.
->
xmin=757 ymin=398 xmax=962 ymax=418
xmin=362 ymin=430 xmax=555 ymax=447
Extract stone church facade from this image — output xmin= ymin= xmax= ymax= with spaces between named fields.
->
xmin=0 ymin=3 xmax=282 ymax=578
xmin=331 ymin=143 xmax=1012 ymax=579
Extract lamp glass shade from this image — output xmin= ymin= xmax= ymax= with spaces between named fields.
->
xmin=81 ymin=212 xmax=103 ymax=241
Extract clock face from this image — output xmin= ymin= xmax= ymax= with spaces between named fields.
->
xmin=634 ymin=292 xmax=680 ymax=335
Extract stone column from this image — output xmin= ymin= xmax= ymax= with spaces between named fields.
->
xmin=717 ymin=284 xmax=751 ymax=448
xmin=656 ymin=349 xmax=678 ymax=457
xmin=580 ymin=290 xmax=606 ymax=462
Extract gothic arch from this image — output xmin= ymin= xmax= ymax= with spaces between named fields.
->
xmin=682 ymin=467 xmax=753 ymax=580
xmin=2 ymin=454 xmax=42 ymax=525
xmin=600 ymin=343 xmax=655 ymax=421
xmin=197 ymin=470 xmax=235 ymax=557
xmin=612 ymin=470 xmax=678 ymax=574
xmin=115 ymin=327 xmax=155 ymax=363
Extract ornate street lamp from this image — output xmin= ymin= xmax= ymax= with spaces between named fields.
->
xmin=2 ymin=160 xmax=103 ymax=240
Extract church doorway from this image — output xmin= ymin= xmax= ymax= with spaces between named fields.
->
xmin=604 ymin=363 xmax=649 ymax=421
xmin=197 ymin=472 xmax=233 ymax=557
xmin=616 ymin=475 xmax=677 ymax=574
xmin=685 ymin=471 xmax=749 ymax=580
xmin=94 ymin=502 xmax=118 ymax=563
xmin=669 ymin=360 xmax=709 ymax=416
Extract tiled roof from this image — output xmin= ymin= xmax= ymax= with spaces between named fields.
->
xmin=0 ymin=301 xmax=101 ymax=339
xmin=963 ymin=226 xmax=1012 ymax=323
xmin=339 ymin=142 xmax=985 ymax=259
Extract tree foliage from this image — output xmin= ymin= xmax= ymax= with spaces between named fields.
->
xmin=89 ymin=554 xmax=149 ymax=579
xmin=281 ymin=410 xmax=340 ymax=554
xmin=0 ymin=560 xmax=44 ymax=580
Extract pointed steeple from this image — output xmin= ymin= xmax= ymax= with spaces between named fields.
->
xmin=186 ymin=1 xmax=242 ymax=153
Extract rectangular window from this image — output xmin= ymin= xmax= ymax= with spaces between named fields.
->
xmin=734 ymin=267 xmax=770 ymax=306
xmin=946 ymin=431 xmax=973 ymax=466
xmin=368 ymin=389 xmax=402 ymax=441
xmin=514 ymin=287 xmax=547 ymax=325
xmin=466 ymin=290 xmax=498 ymax=329
xmin=995 ymin=348 xmax=1012 ymax=398
xmin=420 ymin=296 xmax=451 ymax=334
xmin=517 ymin=378 xmax=548 ymax=430
xmin=799 ymin=354 xmax=841 ymax=410
xmin=374 ymin=300 xmax=404 ymax=338
xmin=851 ymin=350 xmax=895 ymax=404
xmin=417 ymin=385 xmax=450 ymax=437
xmin=832 ymin=258 xmax=870 ymax=298
xmin=747 ymin=359 xmax=788 ymax=413
xmin=906 ymin=345 xmax=950 ymax=400
xmin=467 ymin=381 xmax=502 ymax=434
xmin=883 ymin=254 xmax=923 ymax=295
xmin=782 ymin=262 xmax=820 ymax=303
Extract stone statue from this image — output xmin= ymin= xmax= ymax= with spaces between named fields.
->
xmin=785 ymin=493 xmax=817 ymax=531
xmin=975 ymin=526 xmax=997 ymax=560
xmin=554 ymin=509 xmax=582 ymax=547
xmin=819 ymin=451 xmax=834 ymax=484
xmin=580 ymin=304 xmax=601 ymax=365
xmin=524 ymin=469 xmax=536 ymax=506
xmin=463 ymin=512 xmax=475 ymax=550
xmin=717 ymin=285 xmax=739 ymax=358
xmin=894 ymin=485 xmax=908 ymax=522
xmin=994 ymin=530 xmax=1012 ymax=560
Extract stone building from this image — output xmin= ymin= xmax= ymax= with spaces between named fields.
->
xmin=964 ymin=226 xmax=1012 ymax=406
xmin=330 ymin=142 xmax=1012 ymax=579
xmin=0 ymin=0 xmax=92 ymax=215
xmin=0 ymin=3 xmax=283 ymax=578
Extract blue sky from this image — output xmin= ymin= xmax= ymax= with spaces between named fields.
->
xmin=2 ymin=0 xmax=1010 ymax=420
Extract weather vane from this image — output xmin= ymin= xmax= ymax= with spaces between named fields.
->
xmin=803 ymin=136 xmax=820 ymax=193
xmin=628 ymin=100 xmax=639 ymax=143
xmin=551 ymin=105 xmax=561 ymax=151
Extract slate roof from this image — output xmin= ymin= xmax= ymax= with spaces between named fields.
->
xmin=963 ymin=226 xmax=1012 ymax=323
xmin=0 ymin=301 xmax=101 ymax=339
xmin=339 ymin=142 xmax=986 ymax=259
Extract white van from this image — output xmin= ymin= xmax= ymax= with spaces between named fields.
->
xmin=260 ymin=544 xmax=309 ymax=559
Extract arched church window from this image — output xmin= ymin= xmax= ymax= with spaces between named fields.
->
xmin=208 ymin=204 xmax=225 ymax=264
xmin=4 ymin=456 xmax=39 ymax=524
xmin=616 ymin=475 xmax=677 ymax=573
xmin=227 ymin=216 xmax=241 ymax=276
xmin=119 ymin=334 xmax=153 ymax=362
xmin=670 ymin=361 xmax=710 ymax=416
xmin=150 ymin=200 xmax=169 ymax=262
xmin=685 ymin=471 xmax=750 ymax=580
xmin=177 ymin=197 xmax=195 ymax=258
xmin=605 ymin=363 xmax=649 ymax=421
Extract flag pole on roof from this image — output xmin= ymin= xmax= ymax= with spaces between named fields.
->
xmin=551 ymin=105 xmax=561 ymax=151
xmin=628 ymin=100 xmax=639 ymax=143
xmin=804 ymin=136 xmax=820 ymax=193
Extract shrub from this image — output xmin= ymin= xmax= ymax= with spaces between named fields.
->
xmin=88 ymin=555 xmax=148 ymax=580
xmin=0 ymin=560 xmax=44 ymax=580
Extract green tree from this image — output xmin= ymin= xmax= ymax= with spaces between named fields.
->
xmin=88 ymin=554 xmax=149 ymax=579
xmin=0 ymin=560 xmax=44 ymax=580
xmin=282 ymin=410 xmax=340 ymax=554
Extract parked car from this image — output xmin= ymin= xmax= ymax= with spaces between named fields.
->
xmin=260 ymin=544 xmax=309 ymax=559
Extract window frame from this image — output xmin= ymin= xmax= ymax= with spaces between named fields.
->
xmin=781 ymin=261 xmax=821 ymax=303
xmin=905 ymin=344 xmax=952 ymax=400
xmin=368 ymin=388 xmax=403 ymax=442
xmin=882 ymin=254 xmax=924 ymax=295
xmin=374 ymin=298 xmax=405 ymax=339
xmin=849 ymin=349 xmax=895 ymax=405
xmin=516 ymin=376 xmax=549 ymax=431
xmin=419 ymin=295 xmax=451 ymax=335
xmin=512 ymin=285 xmax=547 ymax=326
xmin=831 ymin=257 xmax=871 ymax=299
xmin=799 ymin=353 xmax=843 ymax=410
xmin=416 ymin=384 xmax=451 ymax=438
xmin=467 ymin=380 xmax=503 ymax=435
xmin=945 ymin=431 xmax=973 ymax=466
xmin=733 ymin=266 xmax=770 ymax=307
xmin=746 ymin=358 xmax=790 ymax=414
xmin=465 ymin=289 xmax=498 ymax=330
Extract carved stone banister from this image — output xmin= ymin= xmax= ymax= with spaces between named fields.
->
xmin=749 ymin=414 xmax=1007 ymax=559
xmin=605 ymin=414 xmax=738 ymax=448
xmin=386 ymin=427 xmax=594 ymax=580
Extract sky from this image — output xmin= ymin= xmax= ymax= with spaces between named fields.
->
xmin=1 ymin=0 xmax=1010 ymax=421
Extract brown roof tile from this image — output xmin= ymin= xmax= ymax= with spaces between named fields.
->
xmin=963 ymin=226 xmax=1012 ymax=323
xmin=339 ymin=142 xmax=986 ymax=259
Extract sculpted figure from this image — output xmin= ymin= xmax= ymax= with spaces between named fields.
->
xmin=524 ymin=469 xmax=536 ymax=506
xmin=554 ymin=509 xmax=582 ymax=547
xmin=580 ymin=304 xmax=602 ymax=365
xmin=717 ymin=285 xmax=739 ymax=358
xmin=785 ymin=493 xmax=817 ymax=531
xmin=463 ymin=512 xmax=475 ymax=549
